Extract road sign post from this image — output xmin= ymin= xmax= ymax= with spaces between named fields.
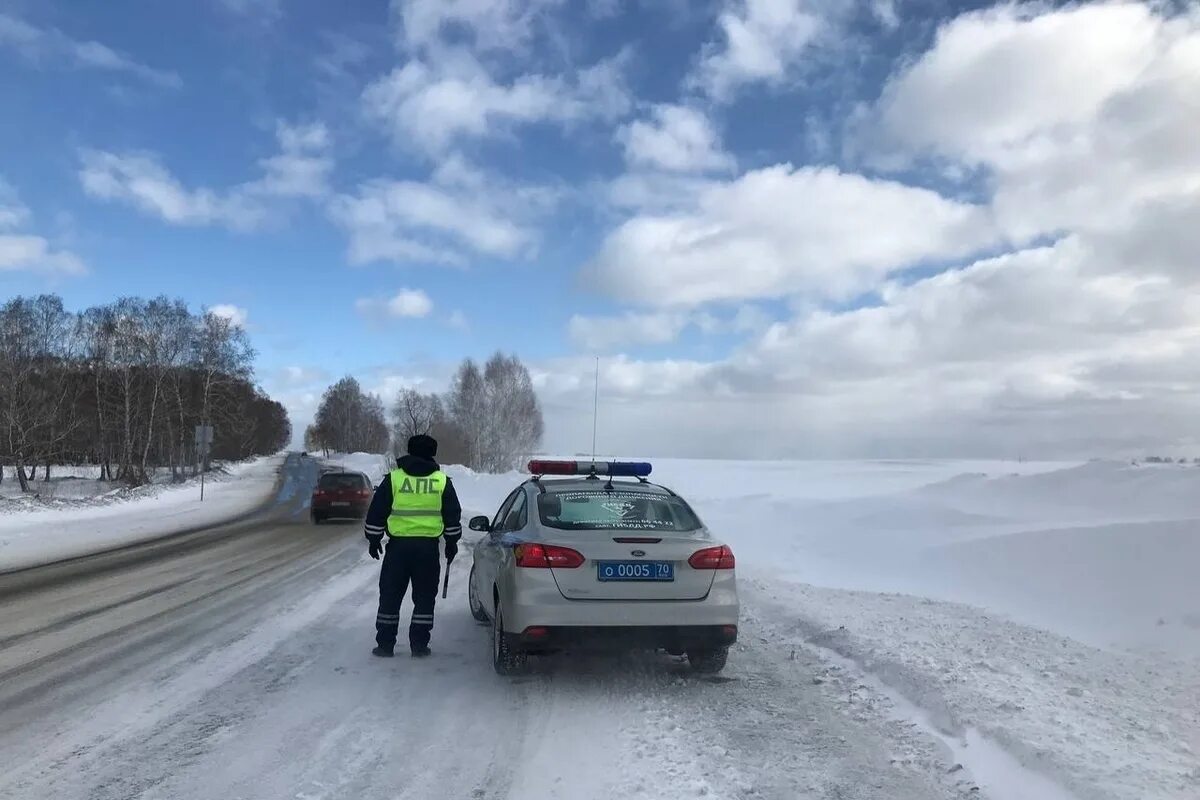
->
xmin=195 ymin=425 xmax=214 ymax=501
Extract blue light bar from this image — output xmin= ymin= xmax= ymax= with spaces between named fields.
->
xmin=605 ymin=461 xmax=652 ymax=477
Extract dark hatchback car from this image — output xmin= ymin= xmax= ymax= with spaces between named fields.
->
xmin=311 ymin=471 xmax=373 ymax=523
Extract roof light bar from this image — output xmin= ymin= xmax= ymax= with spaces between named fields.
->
xmin=527 ymin=460 xmax=652 ymax=477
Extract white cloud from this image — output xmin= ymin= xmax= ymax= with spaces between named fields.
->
xmin=80 ymin=151 xmax=267 ymax=230
xmin=873 ymin=2 xmax=1161 ymax=165
xmin=363 ymin=51 xmax=630 ymax=155
xmin=0 ymin=12 xmax=181 ymax=89
xmin=689 ymin=0 xmax=826 ymax=100
xmin=277 ymin=365 xmax=330 ymax=387
xmin=255 ymin=121 xmax=333 ymax=198
xmin=541 ymin=2 xmax=1200 ymax=458
xmin=536 ymin=233 xmax=1200 ymax=457
xmin=606 ymin=171 xmax=718 ymax=213
xmin=329 ymin=156 xmax=554 ymax=265
xmin=394 ymin=0 xmax=563 ymax=55
xmin=356 ymin=289 xmax=435 ymax=319
xmin=218 ymin=0 xmax=282 ymax=21
xmin=0 ymin=179 xmax=86 ymax=276
xmin=209 ymin=304 xmax=249 ymax=327
xmin=618 ymin=104 xmax=735 ymax=173
xmin=79 ymin=120 xmax=333 ymax=229
xmin=866 ymin=2 xmax=1200 ymax=239
xmin=871 ymin=0 xmax=898 ymax=30
xmin=448 ymin=309 xmax=470 ymax=331
xmin=0 ymin=235 xmax=87 ymax=276
xmin=569 ymin=312 xmax=690 ymax=352
xmin=590 ymin=164 xmax=1000 ymax=307
xmin=0 ymin=179 xmax=31 ymax=230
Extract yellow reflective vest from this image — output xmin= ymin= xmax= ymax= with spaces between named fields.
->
xmin=386 ymin=468 xmax=446 ymax=538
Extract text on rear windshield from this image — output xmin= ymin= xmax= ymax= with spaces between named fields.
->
xmin=537 ymin=491 xmax=701 ymax=531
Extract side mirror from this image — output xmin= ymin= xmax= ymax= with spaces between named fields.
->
xmin=468 ymin=515 xmax=492 ymax=532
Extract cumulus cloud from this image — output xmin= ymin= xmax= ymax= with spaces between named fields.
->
xmin=0 ymin=179 xmax=86 ymax=276
xmin=79 ymin=120 xmax=333 ymax=230
xmin=276 ymin=365 xmax=330 ymax=387
xmin=689 ymin=0 xmax=827 ymax=100
xmin=569 ymin=312 xmax=691 ymax=352
xmin=0 ymin=12 xmax=181 ymax=88
xmin=329 ymin=155 xmax=556 ymax=265
xmin=538 ymin=1 xmax=1200 ymax=458
xmin=590 ymin=164 xmax=1000 ymax=307
xmin=867 ymin=1 xmax=1199 ymax=240
xmin=209 ymin=304 xmax=249 ymax=327
xmin=617 ymin=104 xmax=735 ymax=173
xmin=356 ymin=288 xmax=435 ymax=319
xmin=363 ymin=51 xmax=630 ymax=156
xmin=394 ymin=0 xmax=563 ymax=56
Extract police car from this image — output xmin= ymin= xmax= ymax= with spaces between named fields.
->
xmin=467 ymin=461 xmax=739 ymax=675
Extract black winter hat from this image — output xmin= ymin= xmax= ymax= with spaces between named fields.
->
xmin=406 ymin=434 xmax=438 ymax=459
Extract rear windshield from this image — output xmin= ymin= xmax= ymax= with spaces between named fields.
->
xmin=318 ymin=473 xmax=368 ymax=490
xmin=537 ymin=490 xmax=702 ymax=531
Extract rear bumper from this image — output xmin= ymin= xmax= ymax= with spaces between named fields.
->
xmin=515 ymin=624 xmax=737 ymax=653
xmin=311 ymin=502 xmax=369 ymax=517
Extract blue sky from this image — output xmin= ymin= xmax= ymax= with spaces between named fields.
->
xmin=3 ymin=1 xmax=1198 ymax=458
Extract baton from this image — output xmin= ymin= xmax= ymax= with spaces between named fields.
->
xmin=442 ymin=561 xmax=451 ymax=599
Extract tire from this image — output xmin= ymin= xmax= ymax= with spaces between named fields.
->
xmin=687 ymin=647 xmax=729 ymax=674
xmin=311 ymin=512 xmax=324 ymax=525
xmin=491 ymin=597 xmax=528 ymax=676
xmin=468 ymin=564 xmax=490 ymax=624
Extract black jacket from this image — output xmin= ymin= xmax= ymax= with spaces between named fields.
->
xmin=363 ymin=455 xmax=463 ymax=545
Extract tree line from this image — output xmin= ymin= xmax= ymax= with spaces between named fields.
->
xmin=305 ymin=353 xmax=544 ymax=472
xmin=0 ymin=294 xmax=290 ymax=492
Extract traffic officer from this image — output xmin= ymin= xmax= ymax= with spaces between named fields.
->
xmin=363 ymin=434 xmax=462 ymax=658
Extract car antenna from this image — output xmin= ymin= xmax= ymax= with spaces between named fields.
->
xmin=591 ymin=356 xmax=600 ymax=462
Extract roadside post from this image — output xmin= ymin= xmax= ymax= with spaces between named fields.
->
xmin=195 ymin=424 xmax=214 ymax=501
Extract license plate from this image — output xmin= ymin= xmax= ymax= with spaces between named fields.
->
xmin=597 ymin=561 xmax=674 ymax=581
xmin=332 ymin=501 xmax=350 ymax=507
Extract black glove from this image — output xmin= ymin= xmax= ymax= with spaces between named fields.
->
xmin=444 ymin=538 xmax=458 ymax=563
xmin=367 ymin=535 xmax=383 ymax=560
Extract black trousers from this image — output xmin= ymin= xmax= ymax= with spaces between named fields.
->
xmin=376 ymin=537 xmax=442 ymax=650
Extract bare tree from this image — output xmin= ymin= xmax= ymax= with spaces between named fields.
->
xmin=447 ymin=359 xmax=486 ymax=468
xmin=0 ymin=294 xmax=290 ymax=492
xmin=480 ymin=353 xmax=544 ymax=472
xmin=390 ymin=389 xmax=442 ymax=450
xmin=312 ymin=377 xmax=389 ymax=454
xmin=439 ymin=353 xmax=543 ymax=472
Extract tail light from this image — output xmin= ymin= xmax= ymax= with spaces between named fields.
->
xmin=358 ymin=489 xmax=372 ymax=498
xmin=688 ymin=545 xmax=735 ymax=570
xmin=514 ymin=543 xmax=585 ymax=569
xmin=313 ymin=489 xmax=327 ymax=498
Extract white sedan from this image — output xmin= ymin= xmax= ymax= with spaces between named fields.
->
xmin=467 ymin=461 xmax=739 ymax=675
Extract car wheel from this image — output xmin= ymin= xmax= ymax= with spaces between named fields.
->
xmin=491 ymin=597 xmax=527 ymax=676
xmin=687 ymin=647 xmax=729 ymax=674
xmin=468 ymin=565 xmax=490 ymax=624
xmin=311 ymin=512 xmax=323 ymax=525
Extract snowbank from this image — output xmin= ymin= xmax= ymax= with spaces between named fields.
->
xmin=660 ymin=458 xmax=1200 ymax=656
xmin=0 ymin=455 xmax=284 ymax=572
xmin=745 ymin=579 xmax=1200 ymax=800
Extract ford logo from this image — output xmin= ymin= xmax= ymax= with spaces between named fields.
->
xmin=630 ymin=549 xmax=646 ymax=557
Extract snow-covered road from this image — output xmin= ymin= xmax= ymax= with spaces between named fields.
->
xmin=0 ymin=454 xmax=977 ymax=800
xmin=2 ymin=455 xmax=1195 ymax=800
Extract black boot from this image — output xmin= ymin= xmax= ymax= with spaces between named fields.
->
xmin=410 ymin=645 xmax=432 ymax=658
xmin=372 ymin=645 xmax=394 ymax=658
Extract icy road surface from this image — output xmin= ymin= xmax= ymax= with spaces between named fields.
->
xmin=0 ymin=454 xmax=980 ymax=800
